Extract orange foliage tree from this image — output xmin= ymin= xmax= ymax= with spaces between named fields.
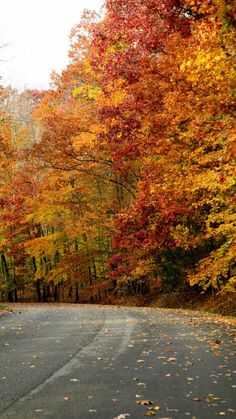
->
xmin=82 ymin=0 xmax=236 ymax=295
xmin=0 ymin=0 xmax=235 ymax=302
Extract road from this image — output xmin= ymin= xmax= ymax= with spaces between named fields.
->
xmin=0 ymin=304 xmax=235 ymax=419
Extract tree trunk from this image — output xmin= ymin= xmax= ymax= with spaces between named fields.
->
xmin=75 ymin=283 xmax=79 ymax=303
xmin=32 ymin=257 xmax=41 ymax=302
xmin=1 ymin=254 xmax=13 ymax=302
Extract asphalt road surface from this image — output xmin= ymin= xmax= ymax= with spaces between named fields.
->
xmin=0 ymin=304 xmax=235 ymax=419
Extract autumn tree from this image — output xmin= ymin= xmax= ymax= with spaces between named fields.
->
xmin=0 ymin=0 xmax=235 ymax=303
xmin=65 ymin=0 xmax=234 ymax=296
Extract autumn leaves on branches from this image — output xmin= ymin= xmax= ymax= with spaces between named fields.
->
xmin=0 ymin=0 xmax=235 ymax=302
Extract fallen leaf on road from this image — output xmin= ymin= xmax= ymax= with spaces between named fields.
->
xmin=136 ymin=400 xmax=153 ymax=405
xmin=113 ymin=414 xmax=130 ymax=419
xmin=144 ymin=411 xmax=156 ymax=416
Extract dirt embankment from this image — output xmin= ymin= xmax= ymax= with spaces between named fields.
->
xmin=104 ymin=290 xmax=236 ymax=318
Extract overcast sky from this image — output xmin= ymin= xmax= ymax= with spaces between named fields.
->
xmin=0 ymin=0 xmax=103 ymax=90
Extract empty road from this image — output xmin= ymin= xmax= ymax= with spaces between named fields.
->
xmin=0 ymin=304 xmax=235 ymax=418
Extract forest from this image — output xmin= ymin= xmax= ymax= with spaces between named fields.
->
xmin=0 ymin=0 xmax=235 ymax=310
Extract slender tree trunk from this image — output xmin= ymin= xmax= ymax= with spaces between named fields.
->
xmin=13 ymin=286 xmax=18 ymax=303
xmin=42 ymin=284 xmax=47 ymax=302
xmin=75 ymin=283 xmax=79 ymax=303
xmin=54 ymin=284 xmax=58 ymax=302
xmin=68 ymin=286 xmax=72 ymax=303
xmin=88 ymin=266 xmax=92 ymax=285
xmin=1 ymin=254 xmax=13 ymax=302
xmin=92 ymin=259 xmax=97 ymax=281
xmin=32 ymin=256 xmax=41 ymax=302
xmin=46 ymin=285 xmax=51 ymax=301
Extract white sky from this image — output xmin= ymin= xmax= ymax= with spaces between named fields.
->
xmin=0 ymin=0 xmax=103 ymax=90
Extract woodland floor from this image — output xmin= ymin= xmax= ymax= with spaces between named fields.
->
xmin=103 ymin=291 xmax=236 ymax=320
